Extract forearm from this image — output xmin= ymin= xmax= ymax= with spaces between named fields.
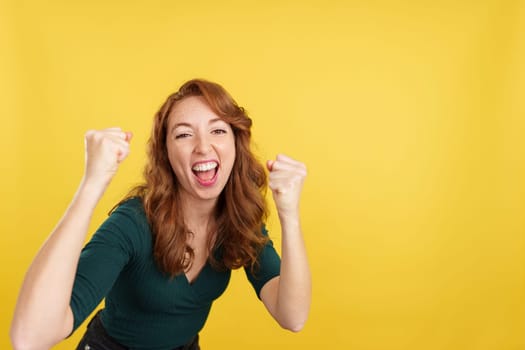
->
xmin=10 ymin=180 xmax=105 ymax=348
xmin=274 ymin=214 xmax=311 ymax=331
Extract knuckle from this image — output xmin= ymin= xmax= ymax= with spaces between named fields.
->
xmin=100 ymin=136 xmax=111 ymax=145
xmin=85 ymin=129 xmax=95 ymax=139
xmin=93 ymin=131 xmax=106 ymax=142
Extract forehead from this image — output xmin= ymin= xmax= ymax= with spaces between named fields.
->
xmin=168 ymin=95 xmax=221 ymax=126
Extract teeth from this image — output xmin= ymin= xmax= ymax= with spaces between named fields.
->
xmin=192 ymin=162 xmax=218 ymax=172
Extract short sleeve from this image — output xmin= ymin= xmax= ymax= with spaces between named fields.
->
xmin=69 ymin=199 xmax=145 ymax=332
xmin=244 ymin=225 xmax=281 ymax=299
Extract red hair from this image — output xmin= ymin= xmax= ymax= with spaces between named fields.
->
xmin=122 ymin=79 xmax=268 ymax=276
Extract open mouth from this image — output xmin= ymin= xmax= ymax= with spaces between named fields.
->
xmin=192 ymin=160 xmax=219 ymax=185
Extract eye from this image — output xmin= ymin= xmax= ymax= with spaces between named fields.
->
xmin=175 ymin=132 xmax=192 ymax=139
xmin=212 ymin=129 xmax=227 ymax=135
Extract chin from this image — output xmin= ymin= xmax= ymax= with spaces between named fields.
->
xmin=195 ymin=188 xmax=224 ymax=202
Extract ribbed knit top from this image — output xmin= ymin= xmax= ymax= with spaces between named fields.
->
xmin=70 ymin=197 xmax=281 ymax=349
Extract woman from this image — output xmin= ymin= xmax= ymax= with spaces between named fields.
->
xmin=10 ymin=79 xmax=311 ymax=350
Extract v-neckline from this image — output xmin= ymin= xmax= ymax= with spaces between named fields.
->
xmin=183 ymin=262 xmax=208 ymax=286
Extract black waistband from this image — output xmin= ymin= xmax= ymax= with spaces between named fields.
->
xmin=77 ymin=310 xmax=199 ymax=350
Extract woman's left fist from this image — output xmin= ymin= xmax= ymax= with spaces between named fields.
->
xmin=266 ymin=154 xmax=307 ymax=219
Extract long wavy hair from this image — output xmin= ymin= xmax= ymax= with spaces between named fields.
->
xmin=122 ymin=79 xmax=269 ymax=276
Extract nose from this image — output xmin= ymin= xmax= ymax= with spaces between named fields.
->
xmin=194 ymin=133 xmax=212 ymax=155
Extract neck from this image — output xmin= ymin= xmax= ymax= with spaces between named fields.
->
xmin=179 ymin=193 xmax=218 ymax=233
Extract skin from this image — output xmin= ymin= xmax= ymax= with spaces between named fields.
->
xmin=10 ymin=97 xmax=311 ymax=350
xmin=260 ymin=154 xmax=311 ymax=331
xmin=10 ymin=128 xmax=132 ymax=350
xmin=165 ymin=96 xmax=237 ymax=282
xmin=166 ymin=96 xmax=236 ymax=205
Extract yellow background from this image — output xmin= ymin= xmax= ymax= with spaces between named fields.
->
xmin=2 ymin=0 xmax=525 ymax=349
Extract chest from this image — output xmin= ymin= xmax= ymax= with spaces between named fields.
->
xmin=107 ymin=250 xmax=231 ymax=313
xmin=184 ymin=252 xmax=208 ymax=285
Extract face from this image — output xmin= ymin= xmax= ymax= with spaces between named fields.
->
xmin=166 ymin=96 xmax=236 ymax=204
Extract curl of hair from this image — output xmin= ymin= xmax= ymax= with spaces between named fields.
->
xmin=121 ymin=79 xmax=269 ymax=277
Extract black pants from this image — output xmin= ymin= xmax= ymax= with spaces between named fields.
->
xmin=76 ymin=310 xmax=200 ymax=350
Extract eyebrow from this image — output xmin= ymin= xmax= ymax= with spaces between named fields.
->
xmin=170 ymin=118 xmax=226 ymax=134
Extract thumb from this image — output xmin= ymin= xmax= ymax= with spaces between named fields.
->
xmin=125 ymin=131 xmax=133 ymax=143
xmin=266 ymin=160 xmax=275 ymax=172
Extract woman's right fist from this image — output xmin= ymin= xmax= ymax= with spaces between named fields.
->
xmin=83 ymin=128 xmax=132 ymax=188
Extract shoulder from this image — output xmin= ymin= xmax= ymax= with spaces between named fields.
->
xmin=113 ymin=196 xmax=145 ymax=214
xmin=97 ymin=197 xmax=152 ymax=251
xmin=110 ymin=197 xmax=148 ymax=226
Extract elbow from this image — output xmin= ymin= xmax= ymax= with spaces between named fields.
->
xmin=274 ymin=305 xmax=310 ymax=333
xmin=10 ymin=323 xmax=55 ymax=350
xmin=10 ymin=326 xmax=35 ymax=350
xmin=284 ymin=322 xmax=305 ymax=333
xmin=10 ymin=308 xmax=72 ymax=350
xmin=278 ymin=316 xmax=308 ymax=333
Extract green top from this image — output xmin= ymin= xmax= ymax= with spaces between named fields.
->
xmin=70 ymin=197 xmax=281 ymax=349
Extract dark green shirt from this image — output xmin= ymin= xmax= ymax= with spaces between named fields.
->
xmin=70 ymin=198 xmax=281 ymax=349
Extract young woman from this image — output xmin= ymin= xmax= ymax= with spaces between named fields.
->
xmin=10 ymin=79 xmax=311 ymax=350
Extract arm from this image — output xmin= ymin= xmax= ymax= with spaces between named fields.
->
xmin=10 ymin=128 xmax=132 ymax=350
xmin=259 ymin=154 xmax=311 ymax=332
